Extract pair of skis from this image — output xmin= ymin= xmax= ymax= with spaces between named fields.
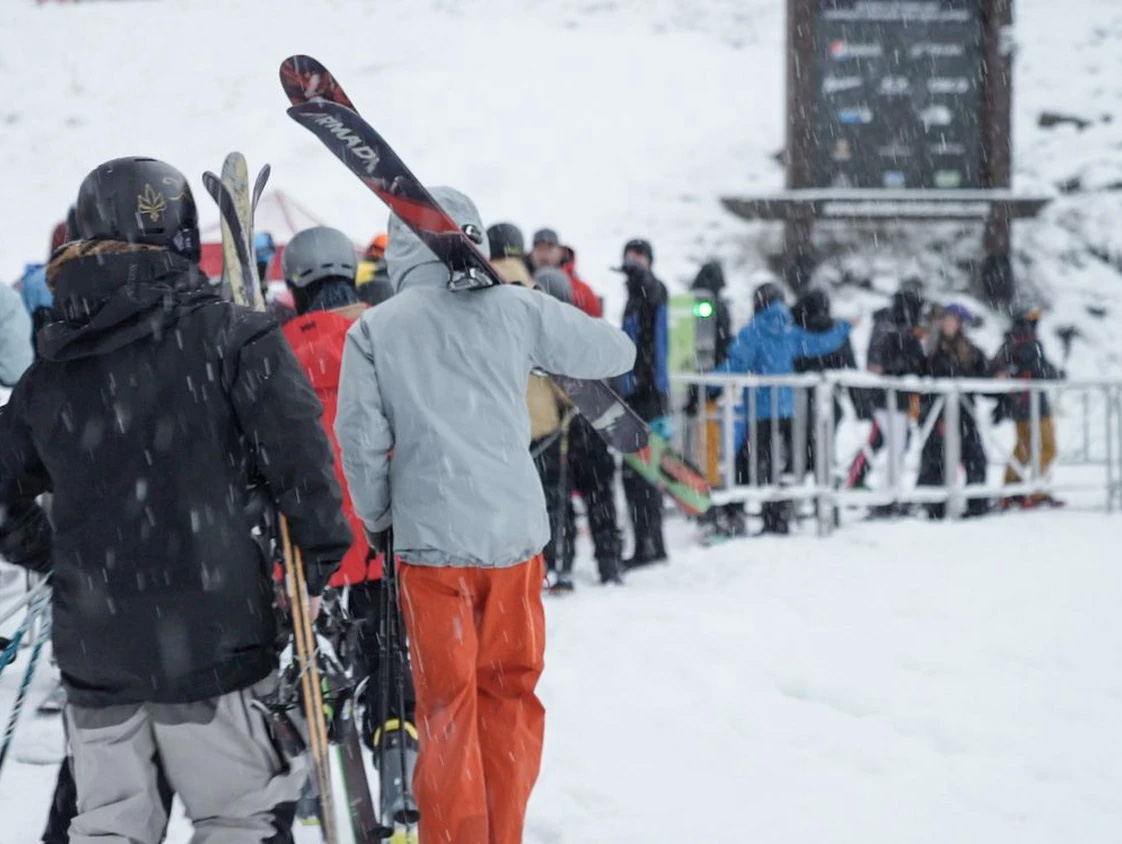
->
xmin=277 ymin=54 xmax=711 ymax=517
xmin=205 ymin=152 xmax=389 ymax=843
xmin=202 ymin=155 xmax=270 ymax=309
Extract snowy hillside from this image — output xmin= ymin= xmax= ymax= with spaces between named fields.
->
xmin=3 ymin=0 xmax=1122 ymax=373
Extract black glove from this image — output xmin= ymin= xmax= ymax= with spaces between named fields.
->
xmin=991 ymin=398 xmax=1007 ymax=425
xmin=364 ymin=527 xmax=391 ymax=554
xmin=684 ymin=386 xmax=700 ymax=418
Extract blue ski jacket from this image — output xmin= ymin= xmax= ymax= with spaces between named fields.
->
xmin=714 ymin=302 xmax=850 ymax=423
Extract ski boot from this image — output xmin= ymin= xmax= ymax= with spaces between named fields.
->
xmin=547 ymin=574 xmax=575 ymax=595
xmin=37 ymin=679 xmax=66 ymax=715
xmin=295 ymin=777 xmax=319 ymax=826
xmin=375 ymin=719 xmax=420 ymax=842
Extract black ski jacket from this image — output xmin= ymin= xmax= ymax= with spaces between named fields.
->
xmin=0 ymin=241 xmax=351 ymax=707
xmin=619 ymin=266 xmax=669 ymax=421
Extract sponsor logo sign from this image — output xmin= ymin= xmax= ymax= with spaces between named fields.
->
xmin=828 ymin=40 xmax=883 ymax=60
xmin=837 ymin=106 xmax=873 ymax=124
xmin=878 ymin=76 xmax=910 ymax=95
xmin=934 ymin=169 xmax=963 ymax=188
xmin=928 ymin=77 xmax=971 ymax=95
xmin=823 ymin=75 xmax=863 ymax=94
xmin=919 ymin=104 xmax=954 ymax=127
xmin=882 ymin=170 xmax=907 ymax=188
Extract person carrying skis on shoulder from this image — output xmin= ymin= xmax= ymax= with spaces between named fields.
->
xmin=335 ymin=187 xmax=635 ymax=844
xmin=279 ymin=226 xmax=419 ymax=822
xmin=989 ymin=307 xmax=1063 ymax=508
xmin=0 ymin=156 xmax=352 ymax=844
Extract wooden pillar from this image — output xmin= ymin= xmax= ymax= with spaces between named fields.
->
xmin=982 ymin=0 xmax=1014 ymax=256
xmin=784 ymin=0 xmax=816 ymax=287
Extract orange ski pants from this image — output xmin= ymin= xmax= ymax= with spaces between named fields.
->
xmin=399 ymin=555 xmax=546 ymax=844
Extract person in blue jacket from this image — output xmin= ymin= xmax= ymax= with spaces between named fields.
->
xmin=714 ymin=282 xmax=852 ymax=534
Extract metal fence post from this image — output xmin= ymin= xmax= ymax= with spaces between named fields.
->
xmin=886 ymin=387 xmax=899 ymax=502
xmin=944 ymin=386 xmax=962 ymax=518
xmin=793 ymin=384 xmax=808 ymax=482
xmin=815 ymin=378 xmax=834 ymax=536
xmin=748 ymin=386 xmax=759 ymax=489
xmin=722 ymin=383 xmax=736 ymax=491
xmin=1030 ymin=388 xmax=1043 ymax=493
xmin=1082 ymin=389 xmax=1091 ymax=464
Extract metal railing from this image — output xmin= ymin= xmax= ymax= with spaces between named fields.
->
xmin=672 ymin=371 xmax=1122 ymax=535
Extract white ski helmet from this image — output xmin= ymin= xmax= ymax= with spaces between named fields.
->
xmin=282 ymin=226 xmax=358 ymax=288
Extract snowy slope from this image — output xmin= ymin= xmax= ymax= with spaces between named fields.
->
xmin=3 ymin=511 xmax=1122 ymax=843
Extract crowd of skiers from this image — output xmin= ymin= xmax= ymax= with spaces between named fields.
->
xmin=0 ymin=153 xmax=1068 ymax=844
xmin=693 ymin=278 xmax=1065 ymax=537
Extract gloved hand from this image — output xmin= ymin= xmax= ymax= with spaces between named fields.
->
xmin=364 ymin=527 xmax=391 ymax=554
xmin=649 ymin=416 xmax=673 ymax=440
xmin=683 ymin=388 xmax=700 ymax=418
xmin=991 ymin=399 xmax=1007 ymax=425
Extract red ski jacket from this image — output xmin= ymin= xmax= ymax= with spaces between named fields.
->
xmin=284 ymin=306 xmax=382 ymax=586
xmin=560 ymin=246 xmax=602 ymax=318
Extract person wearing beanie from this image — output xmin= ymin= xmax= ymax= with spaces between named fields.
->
xmin=489 ymin=221 xmax=534 ymax=286
xmin=989 ymin=307 xmax=1063 ymax=508
xmin=527 ymin=226 xmax=603 ymax=317
xmin=711 ymin=280 xmax=853 ymax=535
xmin=846 ymin=285 xmax=929 ymax=505
xmin=356 ymin=231 xmax=394 ymax=306
xmin=0 ymin=157 xmax=350 ymax=842
xmin=916 ymin=302 xmax=990 ymax=518
xmin=617 ymin=237 xmax=671 ymax=565
xmin=335 ymin=187 xmax=635 ymax=844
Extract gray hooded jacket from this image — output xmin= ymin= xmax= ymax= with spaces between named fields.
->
xmin=335 ymin=188 xmax=636 ymax=567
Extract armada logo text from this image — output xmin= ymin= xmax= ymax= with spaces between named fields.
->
xmin=311 ymin=114 xmax=381 ymax=175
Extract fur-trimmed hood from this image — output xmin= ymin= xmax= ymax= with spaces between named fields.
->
xmin=40 ymin=239 xmax=215 ymax=362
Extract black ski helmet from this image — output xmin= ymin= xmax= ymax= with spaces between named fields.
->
xmin=753 ymin=281 xmax=785 ymax=312
xmin=75 ymin=157 xmax=200 ymax=261
xmin=487 ymin=222 xmax=525 ymax=260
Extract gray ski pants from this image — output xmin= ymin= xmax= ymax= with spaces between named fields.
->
xmin=65 ymin=674 xmax=305 ymax=844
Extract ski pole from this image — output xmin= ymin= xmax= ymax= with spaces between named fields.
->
xmin=0 ymin=575 xmax=51 ymax=629
xmin=388 ymin=530 xmax=418 ymax=828
xmin=0 ymin=598 xmax=51 ymax=780
xmin=0 ymin=588 xmax=48 ymax=679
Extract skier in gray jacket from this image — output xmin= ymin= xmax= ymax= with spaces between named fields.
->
xmin=334 ymin=186 xmax=635 ymax=844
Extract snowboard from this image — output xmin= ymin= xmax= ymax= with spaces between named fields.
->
xmin=279 ymin=55 xmax=711 ymax=516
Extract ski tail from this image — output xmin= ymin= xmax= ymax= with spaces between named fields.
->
xmin=251 ymin=163 xmax=271 ymax=214
xmin=280 ymin=54 xmax=357 ymax=110
xmin=202 ymin=171 xmax=254 ymax=299
xmin=284 ymin=100 xmax=497 ymax=291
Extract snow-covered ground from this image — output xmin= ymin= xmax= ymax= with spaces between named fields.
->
xmin=3 ymin=509 xmax=1122 ymax=843
xmin=3 ymin=0 xmax=1122 ymax=841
